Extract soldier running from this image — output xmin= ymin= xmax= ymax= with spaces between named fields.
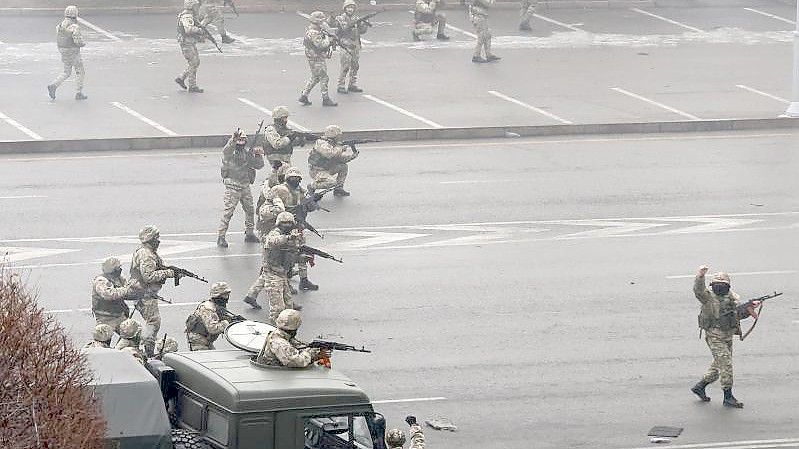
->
xmin=299 ymin=11 xmax=338 ymax=107
xmin=47 ymin=5 xmax=87 ymax=101
xmin=175 ymin=0 xmax=207 ymax=93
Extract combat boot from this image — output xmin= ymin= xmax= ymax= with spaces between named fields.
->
xmin=174 ymin=77 xmax=187 ymax=89
xmin=298 ymin=94 xmax=312 ymax=106
xmin=244 ymin=232 xmax=259 ymax=243
xmin=333 ymin=187 xmax=350 ymax=197
xmin=75 ymin=92 xmax=88 ymax=100
xmin=243 ymin=295 xmax=262 ymax=310
xmin=221 ymin=34 xmax=235 ymax=44
xmin=691 ymin=381 xmax=711 ymax=402
xmin=519 ymin=21 xmax=532 ymax=31
xmin=188 ymin=86 xmax=204 ymax=93
xmin=486 ymin=54 xmax=502 ymax=62
xmin=299 ymin=277 xmax=319 ymax=291
xmin=472 ymin=56 xmax=487 ymax=63
xmin=217 ymin=235 xmax=229 ymax=248
xmin=348 ymin=85 xmax=363 ymax=93
xmin=47 ymin=84 xmax=57 ymax=100
xmin=723 ymin=388 xmax=744 ymax=408
xmin=436 ymin=33 xmax=450 ymax=40
xmin=337 ymin=86 xmax=348 ymax=94
xmin=322 ymin=96 xmax=338 ymax=107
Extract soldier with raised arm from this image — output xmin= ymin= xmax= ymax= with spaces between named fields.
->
xmin=217 ymin=128 xmax=264 ymax=248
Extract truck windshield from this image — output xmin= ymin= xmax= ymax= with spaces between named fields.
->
xmin=304 ymin=413 xmax=385 ymax=449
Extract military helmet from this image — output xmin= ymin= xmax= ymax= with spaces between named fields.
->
xmin=276 ymin=211 xmax=296 ymax=224
xmin=64 ymin=5 xmax=78 ymax=18
xmin=272 ymin=106 xmax=290 ymax=119
xmin=710 ymin=272 xmax=731 ymax=285
xmin=309 ymin=11 xmax=327 ymax=24
xmin=101 ymin=257 xmax=122 ymax=274
xmin=209 ymin=281 xmax=232 ymax=298
xmin=156 ymin=336 xmax=179 ymax=354
xmin=93 ymin=324 xmax=114 ymax=342
xmin=184 ymin=0 xmax=200 ymax=9
xmin=324 ymin=125 xmax=343 ymax=139
xmin=343 ymin=0 xmax=357 ymax=10
xmin=385 ymin=429 xmax=406 ymax=447
xmin=285 ymin=166 xmax=303 ymax=179
xmin=275 ymin=309 xmax=302 ymax=331
xmin=118 ymin=319 xmax=142 ymax=339
xmin=138 ymin=225 xmax=160 ymax=243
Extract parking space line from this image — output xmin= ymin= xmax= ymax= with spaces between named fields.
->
xmin=110 ymin=102 xmax=178 ymax=136
xmin=237 ymin=97 xmax=309 ymax=131
xmin=610 ymin=87 xmax=701 ymax=121
xmin=533 ymin=14 xmax=584 ymax=32
xmin=0 ymin=195 xmax=47 ymax=199
xmin=743 ymin=7 xmax=796 ymax=25
xmin=736 ymin=84 xmax=790 ymax=104
xmin=630 ymin=8 xmax=704 ymax=33
xmin=487 ymin=90 xmax=573 ymax=124
xmin=362 ymin=94 xmax=443 ymax=128
xmin=77 ymin=17 xmax=121 ymax=42
xmin=0 ymin=111 xmax=43 ymax=140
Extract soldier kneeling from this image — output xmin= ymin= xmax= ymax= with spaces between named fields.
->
xmin=186 ymin=282 xmax=233 ymax=350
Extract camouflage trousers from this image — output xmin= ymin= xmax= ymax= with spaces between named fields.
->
xmin=301 ymin=59 xmax=330 ymax=97
xmin=246 ymin=271 xmax=294 ymax=322
xmin=133 ymin=296 xmax=161 ymax=354
xmin=309 ymin=164 xmax=348 ymax=190
xmin=51 ymin=48 xmax=84 ymax=92
xmin=470 ymin=13 xmax=492 ymax=58
xmin=178 ymin=43 xmax=200 ymax=88
xmin=702 ymin=332 xmax=734 ymax=388
xmin=413 ymin=13 xmax=447 ymax=38
xmin=94 ymin=313 xmax=127 ymax=336
xmin=186 ymin=332 xmax=215 ymax=351
xmin=218 ymin=183 xmax=255 ymax=236
xmin=520 ymin=0 xmax=537 ymax=25
xmin=337 ymin=46 xmax=361 ymax=88
xmin=200 ymin=3 xmax=227 ymax=37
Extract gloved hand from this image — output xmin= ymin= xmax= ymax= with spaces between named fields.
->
xmin=405 ymin=415 xmax=417 ymax=426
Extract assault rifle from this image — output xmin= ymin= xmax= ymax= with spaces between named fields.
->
xmin=223 ymin=0 xmax=239 ymax=17
xmin=248 ymin=120 xmax=264 ymax=154
xmin=339 ymin=10 xmax=383 ymax=34
xmin=160 ymin=265 xmax=209 ymax=286
xmin=285 ymin=185 xmax=339 ymax=238
xmin=199 ymin=23 xmax=223 ymax=53
xmin=299 ymin=245 xmax=343 ymax=263
xmin=218 ymin=305 xmax=246 ymax=323
xmin=340 ymin=138 xmax=380 ymax=151
xmin=320 ymin=25 xmax=355 ymax=58
xmin=736 ymin=291 xmax=783 ymax=318
xmin=156 ymin=333 xmax=168 ymax=360
xmin=288 ymin=130 xmax=322 ymax=145
xmin=304 ymin=339 xmax=370 ymax=353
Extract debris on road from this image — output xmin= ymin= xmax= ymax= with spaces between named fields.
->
xmin=425 ymin=417 xmax=457 ymax=432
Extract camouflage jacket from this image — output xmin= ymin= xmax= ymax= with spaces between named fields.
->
xmin=304 ymin=26 xmax=332 ymax=60
xmin=309 ymin=138 xmax=357 ymax=170
xmin=264 ymin=227 xmax=300 ymax=275
xmin=186 ymin=300 xmax=230 ymax=340
xmin=263 ymin=124 xmax=294 ymax=162
xmin=334 ymin=12 xmax=368 ymax=49
xmin=56 ymin=18 xmax=84 ymax=48
xmin=177 ymin=10 xmax=204 ymax=44
xmin=415 ymin=0 xmax=440 ymax=23
xmin=260 ymin=329 xmax=319 ymax=367
xmin=130 ymin=244 xmax=172 ymax=295
xmin=221 ymin=137 xmax=264 ymax=187
xmin=694 ymin=274 xmax=741 ymax=337
xmin=388 ymin=424 xmax=425 ymax=449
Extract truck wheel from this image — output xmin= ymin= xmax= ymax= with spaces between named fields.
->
xmin=171 ymin=428 xmax=211 ymax=449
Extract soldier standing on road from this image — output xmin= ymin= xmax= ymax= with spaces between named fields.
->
xmin=334 ymin=0 xmax=369 ymax=95
xmin=217 ymin=129 xmax=264 ymax=248
xmin=469 ymin=0 xmax=500 ymax=63
xmin=185 ymin=282 xmax=232 ymax=350
xmin=256 ymin=309 xmax=330 ymax=367
xmin=385 ymin=416 xmax=426 ymax=449
xmin=299 ymin=11 xmax=338 ymax=107
xmin=519 ymin=0 xmax=537 ymax=31
xmin=309 ymin=125 xmax=359 ymax=197
xmin=259 ymin=106 xmax=307 ymax=191
xmin=412 ymin=0 xmax=450 ymax=41
xmin=691 ymin=265 xmax=760 ymax=409
xmin=85 ymin=324 xmax=114 ymax=349
xmin=130 ymin=225 xmax=181 ymax=357
xmin=91 ymin=257 xmax=141 ymax=335
xmin=47 ymin=5 xmax=87 ymax=101
xmin=243 ymin=212 xmax=301 ymax=320
xmin=175 ymin=0 xmax=206 ymax=93
xmin=199 ymin=0 xmax=235 ymax=44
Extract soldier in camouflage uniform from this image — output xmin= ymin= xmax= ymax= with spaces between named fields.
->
xmin=115 ymin=319 xmax=146 ymax=363
xmin=130 ymin=225 xmax=181 ymax=357
xmin=85 ymin=324 xmax=114 ymax=349
xmin=691 ymin=266 xmax=760 ymax=409
xmin=385 ymin=416 xmax=426 ymax=449
xmin=217 ymin=129 xmax=264 ymax=248
xmin=519 ymin=0 xmax=537 ymax=31
xmin=412 ymin=0 xmax=450 ymax=41
xmin=199 ymin=0 xmax=235 ymax=44
xmin=47 ymin=5 xmax=87 ymax=101
xmin=334 ymin=0 xmax=369 ymax=94
xmin=308 ymin=125 xmax=359 ymax=197
xmin=258 ymin=106 xmax=307 ymax=193
xmin=155 ymin=336 xmax=180 ymax=356
xmin=175 ymin=0 xmax=206 ymax=93
xmin=299 ymin=11 xmax=338 ymax=107
xmin=256 ymin=309 xmax=329 ymax=367
xmin=185 ymin=282 xmax=232 ymax=350
xmin=243 ymin=212 xmax=301 ymax=320
xmin=469 ymin=0 xmax=500 ymax=63
xmin=91 ymin=257 xmax=141 ymax=335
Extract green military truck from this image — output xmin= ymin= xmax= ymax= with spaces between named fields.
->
xmin=86 ymin=327 xmax=385 ymax=449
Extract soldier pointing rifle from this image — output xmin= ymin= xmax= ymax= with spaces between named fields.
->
xmin=186 ymin=281 xmax=235 ymax=350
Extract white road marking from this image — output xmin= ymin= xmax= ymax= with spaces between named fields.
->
xmin=743 ymin=7 xmax=796 ymax=25
xmin=736 ymin=84 xmax=790 ymax=104
xmin=533 ymin=13 xmax=584 ymax=32
xmin=630 ymin=8 xmax=704 ymax=33
xmin=556 ymin=220 xmax=669 ymax=239
xmin=110 ymin=102 xmax=178 ymax=136
xmin=626 ymin=437 xmax=799 ymax=449
xmin=406 ymin=11 xmax=476 ymax=38
xmin=662 ymin=217 xmax=762 ymax=234
xmin=666 ymin=270 xmax=797 ymax=279
xmin=372 ymin=397 xmax=447 ymax=405
xmin=439 ymin=179 xmax=516 ymax=184
xmin=327 ymin=231 xmax=429 ymax=249
xmin=0 ymin=195 xmax=47 ymax=199
xmin=0 ymin=247 xmax=79 ymax=263
xmin=611 ymin=87 xmax=702 ymax=120
xmin=0 ymin=111 xmax=43 ymax=140
xmin=296 ymin=11 xmax=311 ymax=20
xmin=362 ymin=94 xmax=443 ymax=128
xmin=46 ymin=301 xmax=202 ymax=314
xmin=487 ymin=90 xmax=573 ymax=124
xmin=236 ymin=97 xmax=309 ymax=131
xmin=77 ymin=17 xmax=121 ymax=42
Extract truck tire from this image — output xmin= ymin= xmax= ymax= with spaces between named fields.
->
xmin=171 ymin=428 xmax=211 ymax=449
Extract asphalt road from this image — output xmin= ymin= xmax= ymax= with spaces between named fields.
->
xmin=2 ymin=130 xmax=798 ymax=448
xmin=0 ymin=3 xmax=796 ymax=141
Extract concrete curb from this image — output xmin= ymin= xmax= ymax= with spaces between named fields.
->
xmin=1 ymin=118 xmax=797 ymax=155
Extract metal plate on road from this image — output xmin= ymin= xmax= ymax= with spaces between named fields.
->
xmin=648 ymin=426 xmax=683 ymax=438
xmin=224 ymin=320 xmax=276 ymax=353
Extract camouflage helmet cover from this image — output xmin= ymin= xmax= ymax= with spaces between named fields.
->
xmin=324 ymin=125 xmax=343 ymax=139
xmin=119 ymin=319 xmax=142 ymax=339
xmin=272 ymin=106 xmax=290 ymax=119
xmin=101 ymin=257 xmax=122 ymax=274
xmin=156 ymin=336 xmax=179 ymax=353
xmin=276 ymin=211 xmax=296 ymax=224
xmin=385 ymin=429 xmax=406 ymax=447
xmin=285 ymin=166 xmax=303 ymax=179
xmin=710 ymin=272 xmax=731 ymax=285
xmin=275 ymin=309 xmax=302 ymax=331
xmin=343 ymin=0 xmax=357 ymax=9
xmin=209 ymin=281 xmax=232 ymax=298
xmin=184 ymin=0 xmax=200 ymax=9
xmin=93 ymin=324 xmax=114 ymax=342
xmin=64 ymin=5 xmax=78 ymax=18
xmin=138 ymin=225 xmax=160 ymax=243
xmin=309 ymin=11 xmax=326 ymax=24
